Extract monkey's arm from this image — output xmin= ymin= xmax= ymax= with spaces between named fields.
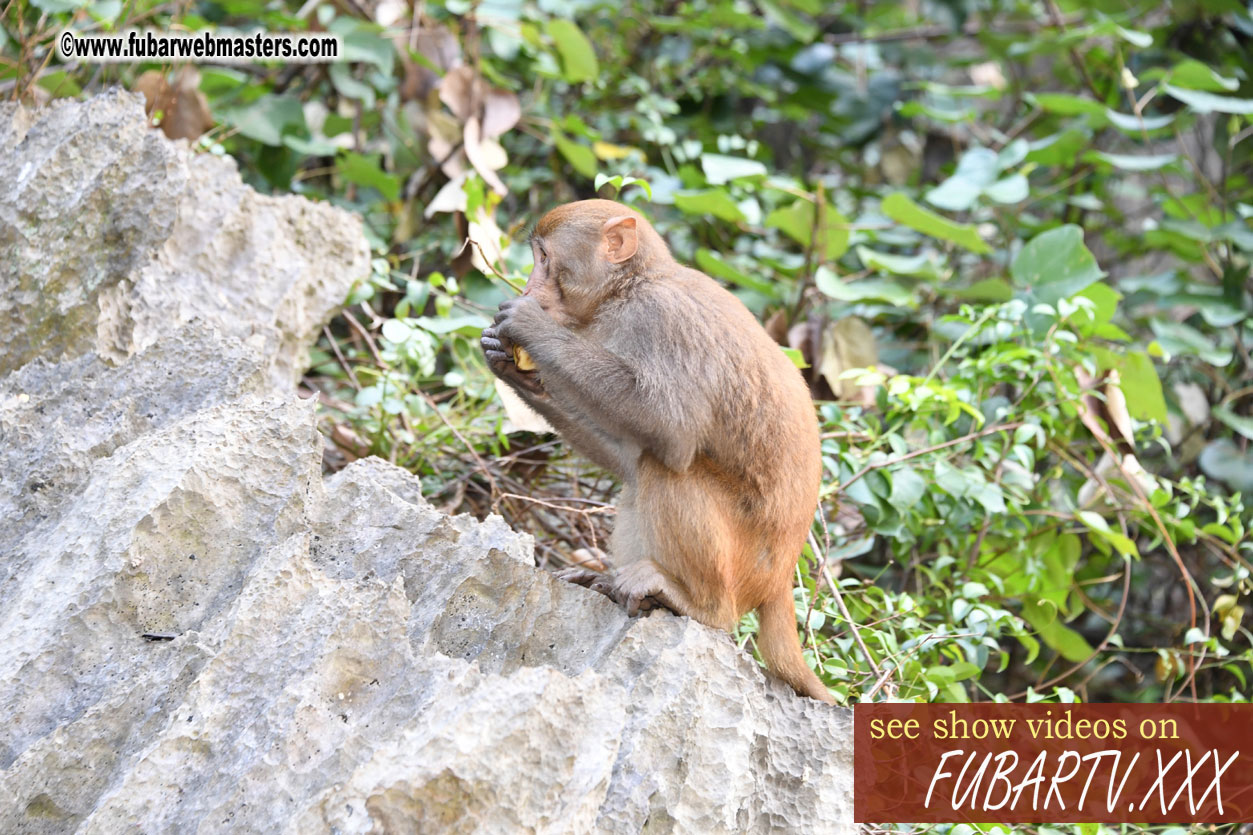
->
xmin=494 ymin=297 xmax=703 ymax=473
xmin=481 ymin=326 xmax=640 ymax=476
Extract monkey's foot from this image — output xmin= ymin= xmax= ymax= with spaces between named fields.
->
xmin=553 ymin=567 xmax=614 ymax=598
xmin=608 ymin=561 xmax=687 ymax=618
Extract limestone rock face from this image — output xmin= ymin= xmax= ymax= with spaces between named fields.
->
xmin=0 ymin=91 xmax=853 ymax=835
xmin=0 ymin=88 xmax=371 ymax=387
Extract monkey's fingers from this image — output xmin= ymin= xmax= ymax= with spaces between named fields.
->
xmin=496 ymin=296 xmax=528 ymax=315
xmin=483 ymin=348 xmax=512 ymax=372
xmin=481 ymin=326 xmax=513 ymax=353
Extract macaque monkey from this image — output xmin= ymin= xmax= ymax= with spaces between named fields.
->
xmin=481 ymin=199 xmax=831 ymax=704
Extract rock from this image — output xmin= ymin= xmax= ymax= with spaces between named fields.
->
xmin=0 ymin=91 xmax=853 ymax=834
xmin=0 ymin=89 xmax=371 ymax=388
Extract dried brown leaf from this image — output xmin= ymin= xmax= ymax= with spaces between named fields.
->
xmin=764 ymin=309 xmax=788 ymax=346
xmin=481 ymin=88 xmax=521 ymax=139
xmin=399 ymin=23 xmax=461 ymax=100
xmin=463 ymin=115 xmax=508 ymax=195
xmin=135 ymin=67 xmax=212 ymax=141
xmin=1103 ymin=369 xmax=1135 ymax=448
xmin=817 ymin=317 xmax=877 ymax=399
xmin=438 ymin=65 xmax=479 ymax=123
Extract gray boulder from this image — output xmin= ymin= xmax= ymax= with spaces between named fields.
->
xmin=0 ymin=90 xmax=853 ymax=834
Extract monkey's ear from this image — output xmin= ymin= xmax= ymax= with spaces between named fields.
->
xmin=602 ymin=216 xmax=638 ymax=264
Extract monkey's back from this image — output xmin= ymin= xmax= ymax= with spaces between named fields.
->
xmin=645 ymin=268 xmax=820 ymax=526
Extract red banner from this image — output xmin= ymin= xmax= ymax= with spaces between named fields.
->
xmin=854 ymin=703 xmax=1253 ymax=823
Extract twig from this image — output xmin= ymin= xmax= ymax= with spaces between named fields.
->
xmin=823 ymin=13 xmax=1083 ymax=46
xmin=1043 ymin=0 xmax=1101 ymax=100
xmin=323 ymin=325 xmax=361 ymax=390
xmin=840 ymin=421 xmax=1024 ymax=492
xmin=494 ymin=493 xmax=615 ymax=516
xmin=1011 ymin=556 xmax=1132 ymax=699
xmin=811 ymin=532 xmax=882 ymax=681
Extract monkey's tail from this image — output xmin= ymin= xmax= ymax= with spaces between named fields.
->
xmin=757 ymin=589 xmax=835 ymax=704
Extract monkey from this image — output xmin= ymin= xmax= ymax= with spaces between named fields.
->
xmin=480 ymin=199 xmax=832 ymax=704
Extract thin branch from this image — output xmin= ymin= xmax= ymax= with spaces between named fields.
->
xmin=840 ymin=421 xmax=1024 ymax=492
xmin=823 ymin=13 xmax=1083 ymax=46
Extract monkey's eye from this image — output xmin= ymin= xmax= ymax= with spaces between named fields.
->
xmin=536 ymin=247 xmax=547 ymax=264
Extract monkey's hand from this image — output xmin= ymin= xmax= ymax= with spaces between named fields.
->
xmin=482 ymin=324 xmax=545 ymax=397
xmin=494 ymin=295 xmax=555 ymax=340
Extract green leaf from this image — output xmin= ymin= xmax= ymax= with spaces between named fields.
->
xmin=1200 ymin=440 xmax=1253 ymax=492
xmin=1104 ymin=109 xmax=1175 ymax=132
xmin=553 ymin=132 xmax=598 ymax=178
xmin=1075 ymin=282 xmax=1119 ymax=326
xmin=700 ymin=154 xmax=767 ymax=184
xmin=888 ymin=467 xmax=926 ymax=511
xmin=1040 ymin=533 xmax=1081 ymax=610
xmin=221 ymin=94 xmax=307 ymax=146
xmin=546 ymin=19 xmax=599 ymax=83
xmin=925 ymin=147 xmax=998 ymax=211
xmin=674 ymin=189 xmax=746 ymax=223
xmin=1077 ymin=511 xmax=1139 ymax=558
xmin=337 ymin=152 xmax=400 ymax=201
xmin=1166 ymin=59 xmax=1239 ymax=92
xmin=1150 ymin=319 xmax=1233 ymax=366
xmin=972 ymin=482 xmax=1006 ymax=514
xmin=87 ymin=0 xmax=121 ymax=19
xmin=413 ymin=314 xmax=491 ymax=335
xmin=1163 ymin=84 xmax=1253 ymax=115
xmin=855 ymin=246 xmax=942 ymax=279
xmin=1213 ymin=405 xmax=1253 ymax=441
xmin=37 ymin=71 xmax=81 ymax=97
xmin=982 ymin=175 xmax=1028 ymax=204
xmin=934 ymin=459 xmax=971 ymax=497
xmin=1024 ymin=130 xmax=1089 ymax=167
xmin=282 ymin=134 xmax=342 ymax=156
xmin=944 ymin=278 xmax=1013 ymax=302
xmin=694 ymin=249 xmax=774 ymax=294
xmin=1084 ymin=150 xmax=1177 ymax=171
xmin=31 ymin=0 xmax=87 ymax=12
xmin=765 ymin=199 xmax=850 ymax=260
xmin=1091 ymin=348 xmax=1167 ymax=423
xmin=1022 ymin=597 xmax=1095 ymax=663
xmin=594 ymin=174 xmax=652 ymax=199
xmin=380 ymin=319 xmax=412 ymax=344
xmin=1114 ymin=25 xmax=1152 ymax=47
xmin=881 ymin=193 xmax=990 ymax=254
xmin=758 ymin=0 xmax=818 ymax=41
xmin=329 ymin=17 xmax=395 ymax=73
xmin=1030 ymin=92 xmax=1106 ymax=116
xmin=329 ymin=63 xmax=376 ymax=109
xmin=781 ymin=346 xmax=807 ymax=369
xmin=1011 ymin=225 xmax=1105 ymax=305
xmin=815 ymin=269 xmax=915 ymax=308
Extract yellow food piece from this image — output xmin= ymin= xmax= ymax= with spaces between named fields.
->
xmin=513 ymin=346 xmax=536 ymax=371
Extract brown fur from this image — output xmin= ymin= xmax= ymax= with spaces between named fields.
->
xmin=481 ymin=199 xmax=831 ymax=703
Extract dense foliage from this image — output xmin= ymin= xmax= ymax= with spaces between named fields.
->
xmin=9 ymin=0 xmax=1253 ymax=743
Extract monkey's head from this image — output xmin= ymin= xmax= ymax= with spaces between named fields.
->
xmin=525 ymin=199 xmax=669 ymax=326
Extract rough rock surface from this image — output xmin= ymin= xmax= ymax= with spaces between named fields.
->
xmin=0 ymin=88 xmax=370 ymax=387
xmin=0 ymin=91 xmax=854 ymax=834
